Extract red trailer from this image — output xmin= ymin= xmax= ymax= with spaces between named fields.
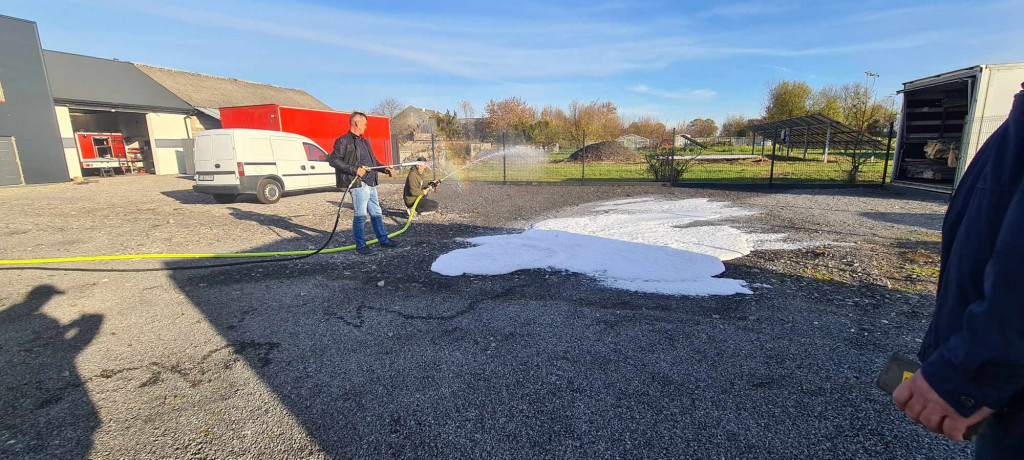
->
xmin=76 ymin=132 xmax=129 ymax=172
xmin=219 ymin=104 xmax=393 ymax=165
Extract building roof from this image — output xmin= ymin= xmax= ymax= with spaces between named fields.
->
xmin=391 ymin=105 xmax=441 ymax=135
xmin=746 ymin=114 xmax=888 ymax=150
xmin=134 ymin=64 xmax=331 ymax=112
xmin=43 ymin=50 xmax=193 ymax=113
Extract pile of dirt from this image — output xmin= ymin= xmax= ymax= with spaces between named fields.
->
xmin=567 ymin=141 xmax=641 ymax=163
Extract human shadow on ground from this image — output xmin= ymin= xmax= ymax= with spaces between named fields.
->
xmin=161 ymin=186 xmax=341 ymax=205
xmin=227 ymin=207 xmax=328 ymax=238
xmin=0 ymin=285 xmax=102 ymax=460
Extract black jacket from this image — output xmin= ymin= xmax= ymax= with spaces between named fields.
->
xmin=919 ymin=86 xmax=1024 ymax=427
xmin=328 ymin=132 xmax=381 ymax=188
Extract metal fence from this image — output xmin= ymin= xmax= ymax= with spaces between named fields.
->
xmin=404 ymin=125 xmax=893 ymax=187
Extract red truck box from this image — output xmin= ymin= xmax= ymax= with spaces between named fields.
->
xmin=76 ymin=132 xmax=128 ymax=170
xmin=219 ymin=104 xmax=393 ymax=165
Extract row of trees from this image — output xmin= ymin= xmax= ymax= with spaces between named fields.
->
xmin=761 ymin=79 xmax=898 ymax=137
xmin=370 ymin=76 xmax=899 ymax=145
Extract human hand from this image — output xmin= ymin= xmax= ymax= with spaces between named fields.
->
xmin=356 ymin=167 xmax=366 ymax=177
xmin=893 ymin=372 xmax=994 ymax=441
xmin=384 ymin=168 xmax=394 ymax=177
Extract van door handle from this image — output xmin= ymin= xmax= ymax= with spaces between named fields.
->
xmin=301 ymin=165 xmax=307 ymax=170
xmin=214 ymin=163 xmax=221 ymax=168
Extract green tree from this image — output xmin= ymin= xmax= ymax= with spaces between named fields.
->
xmin=763 ymin=80 xmax=813 ymax=121
xmin=683 ymin=118 xmax=718 ymax=138
xmin=435 ymin=110 xmax=462 ymax=141
xmin=719 ymin=115 xmax=748 ymax=137
xmin=810 ymin=85 xmax=844 ymax=121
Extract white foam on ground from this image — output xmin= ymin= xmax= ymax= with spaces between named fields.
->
xmin=432 ymin=197 xmax=806 ymax=296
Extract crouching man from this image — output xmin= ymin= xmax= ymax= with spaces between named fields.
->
xmin=404 ymin=157 xmax=439 ymax=215
xmin=328 ymin=111 xmax=403 ymax=255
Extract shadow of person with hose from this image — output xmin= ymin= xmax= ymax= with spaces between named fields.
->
xmin=227 ymin=207 xmax=328 ymax=238
xmin=0 ymin=285 xmax=102 ymax=459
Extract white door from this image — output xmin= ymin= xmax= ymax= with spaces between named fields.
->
xmin=303 ymin=142 xmax=334 ymax=187
xmin=193 ymin=134 xmax=238 ymax=187
xmin=270 ymin=136 xmax=308 ymax=190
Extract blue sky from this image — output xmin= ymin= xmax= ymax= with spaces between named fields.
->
xmin=7 ymin=0 xmax=1024 ymax=126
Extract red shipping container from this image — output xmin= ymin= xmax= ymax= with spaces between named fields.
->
xmin=219 ymin=105 xmax=393 ymax=166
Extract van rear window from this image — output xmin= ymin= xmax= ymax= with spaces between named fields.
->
xmin=213 ymin=135 xmax=234 ymax=161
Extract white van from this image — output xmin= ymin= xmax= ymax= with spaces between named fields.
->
xmin=191 ymin=129 xmax=336 ymax=204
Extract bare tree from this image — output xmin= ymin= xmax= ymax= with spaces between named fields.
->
xmin=370 ymin=98 xmax=404 ymax=118
xmin=837 ymin=73 xmax=889 ymax=183
xmin=458 ymin=100 xmax=475 ymax=119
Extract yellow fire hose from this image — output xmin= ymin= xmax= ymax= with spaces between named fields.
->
xmin=0 ymin=195 xmax=424 ymax=267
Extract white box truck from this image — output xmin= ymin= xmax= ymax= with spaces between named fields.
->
xmin=191 ymin=129 xmax=336 ymax=204
xmin=893 ymin=63 xmax=1024 ymax=193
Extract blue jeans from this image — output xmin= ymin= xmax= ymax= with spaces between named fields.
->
xmin=350 ymin=185 xmax=389 ymax=248
xmin=975 ymin=419 xmax=1024 ymax=460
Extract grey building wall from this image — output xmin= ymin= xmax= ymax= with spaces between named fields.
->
xmin=0 ymin=16 xmax=68 ymax=184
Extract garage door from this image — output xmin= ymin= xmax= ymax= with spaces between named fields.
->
xmin=0 ymin=137 xmax=24 ymax=186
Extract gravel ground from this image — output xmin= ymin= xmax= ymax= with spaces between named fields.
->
xmin=0 ymin=175 xmax=962 ymax=459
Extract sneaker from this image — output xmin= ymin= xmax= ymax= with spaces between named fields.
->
xmin=379 ymin=239 xmax=403 ymax=248
xmin=356 ymin=245 xmax=374 ymax=255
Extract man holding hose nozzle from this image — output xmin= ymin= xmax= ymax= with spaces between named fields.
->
xmin=329 ymin=111 xmax=402 ymax=255
xmin=404 ymin=157 xmax=440 ymax=215
xmin=893 ymin=85 xmax=1024 ymax=458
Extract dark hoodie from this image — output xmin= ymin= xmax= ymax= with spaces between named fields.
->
xmin=918 ymin=86 xmax=1024 ymax=430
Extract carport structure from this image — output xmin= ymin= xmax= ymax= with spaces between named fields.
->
xmin=746 ymin=114 xmax=890 ymax=163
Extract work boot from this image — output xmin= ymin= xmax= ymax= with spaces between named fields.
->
xmin=356 ymin=245 xmax=374 ymax=255
xmin=379 ymin=240 xmax=403 ymax=248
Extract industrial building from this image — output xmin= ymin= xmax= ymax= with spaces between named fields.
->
xmin=0 ymin=15 xmax=331 ymax=185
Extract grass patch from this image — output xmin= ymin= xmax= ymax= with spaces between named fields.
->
xmin=453 ymin=149 xmax=891 ymax=184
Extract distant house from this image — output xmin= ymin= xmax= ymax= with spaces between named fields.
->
xmin=617 ymin=133 xmax=655 ymax=150
xmin=134 ymin=64 xmax=331 ymax=133
xmin=391 ymin=106 xmax=441 ymax=141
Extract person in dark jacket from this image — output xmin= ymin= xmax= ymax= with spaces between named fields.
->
xmin=404 ymin=157 xmax=439 ymax=215
xmin=328 ymin=112 xmax=402 ymax=255
xmin=894 ymin=85 xmax=1024 ymax=457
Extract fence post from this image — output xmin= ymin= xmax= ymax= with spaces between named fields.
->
xmin=823 ymin=123 xmax=832 ymax=163
xmin=881 ymin=121 xmax=895 ymax=187
xmin=502 ymin=132 xmax=507 ymax=184
xmin=670 ymin=128 xmax=676 ymax=183
xmin=769 ymin=128 xmax=778 ymax=187
xmin=750 ymin=132 xmax=756 ymax=155
xmin=430 ymin=132 xmax=437 ymax=181
xmin=802 ymin=125 xmax=809 ymax=159
xmin=581 ymin=130 xmax=586 ymax=184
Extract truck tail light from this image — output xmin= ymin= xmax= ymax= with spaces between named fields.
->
xmin=237 ymin=162 xmax=245 ymax=177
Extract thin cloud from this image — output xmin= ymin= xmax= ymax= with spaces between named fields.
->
xmin=107 ymin=0 xmax=942 ymax=82
xmin=629 ymin=85 xmax=716 ymax=99
xmin=700 ymin=1 xmax=798 ymax=17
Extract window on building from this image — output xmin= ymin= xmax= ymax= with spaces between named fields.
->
xmin=304 ymin=143 xmax=328 ymax=162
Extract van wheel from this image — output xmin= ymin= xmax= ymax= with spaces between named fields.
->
xmin=212 ymin=194 xmax=237 ymax=204
xmin=256 ymin=179 xmax=283 ymax=204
